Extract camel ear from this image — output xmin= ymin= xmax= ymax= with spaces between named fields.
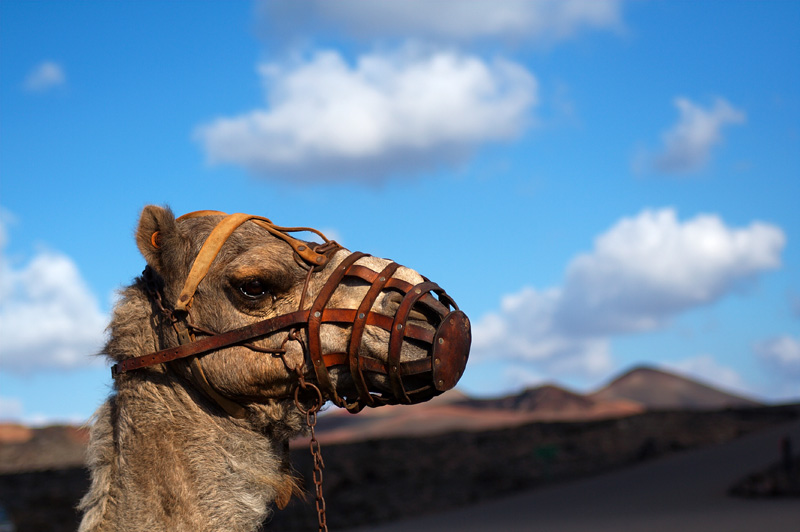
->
xmin=136 ymin=205 xmax=187 ymax=276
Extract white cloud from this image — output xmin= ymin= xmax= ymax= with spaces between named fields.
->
xmin=0 ymin=218 xmax=107 ymax=373
xmin=472 ymin=209 xmax=785 ymax=382
xmin=23 ymin=61 xmax=66 ymax=92
xmin=472 ymin=287 xmax=613 ymax=379
xmin=556 ymin=209 xmax=784 ymax=335
xmin=755 ymin=335 xmax=800 ymax=378
xmin=195 ymin=47 xmax=537 ymax=182
xmin=649 ymin=97 xmax=746 ymax=174
xmin=259 ymin=0 xmax=624 ymax=45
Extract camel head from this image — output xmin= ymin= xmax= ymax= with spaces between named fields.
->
xmin=114 ymin=206 xmax=470 ymax=416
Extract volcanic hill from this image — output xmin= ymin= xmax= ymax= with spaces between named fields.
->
xmin=308 ymin=366 xmax=761 ymax=444
xmin=589 ymin=366 xmax=761 ymax=410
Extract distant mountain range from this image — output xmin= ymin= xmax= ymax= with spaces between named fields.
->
xmin=0 ymin=366 xmax=764 ymax=460
xmin=308 ymin=366 xmax=762 ymax=444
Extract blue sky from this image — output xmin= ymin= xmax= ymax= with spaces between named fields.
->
xmin=1 ymin=1 xmax=798 ymax=425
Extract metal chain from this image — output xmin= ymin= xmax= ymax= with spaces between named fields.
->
xmin=307 ymin=404 xmax=327 ymax=532
xmin=294 ymin=381 xmax=328 ymax=532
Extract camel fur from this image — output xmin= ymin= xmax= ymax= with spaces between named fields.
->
xmin=78 ymin=206 xmax=436 ymax=532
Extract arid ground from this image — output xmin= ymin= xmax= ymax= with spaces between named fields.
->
xmin=348 ymin=418 xmax=800 ymax=532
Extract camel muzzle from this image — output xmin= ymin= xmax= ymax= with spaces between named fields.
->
xmin=111 ymin=211 xmax=471 ymax=416
xmin=298 ymin=250 xmax=471 ymax=412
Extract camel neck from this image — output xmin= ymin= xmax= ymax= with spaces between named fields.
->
xmin=78 ymin=363 xmax=298 ymax=532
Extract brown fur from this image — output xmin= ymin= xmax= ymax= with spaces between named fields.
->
xmin=78 ymin=206 xmax=431 ymax=531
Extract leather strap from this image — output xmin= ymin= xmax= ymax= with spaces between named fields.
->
xmin=176 ymin=213 xmax=253 ymax=312
xmin=388 ymin=281 xmax=441 ymax=403
xmin=189 ymin=358 xmax=247 ymax=418
xmin=175 ymin=212 xmax=337 ymax=312
xmin=307 ymin=252 xmax=366 ymax=407
xmin=110 ymin=308 xmax=437 ymax=377
xmin=348 ymin=262 xmax=399 ymax=407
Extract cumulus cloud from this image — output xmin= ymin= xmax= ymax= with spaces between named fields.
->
xmin=259 ymin=0 xmax=624 ymax=45
xmin=0 ymin=218 xmax=107 ymax=373
xmin=472 ymin=209 xmax=785 ymax=381
xmin=23 ymin=61 xmax=66 ymax=92
xmin=473 ymin=287 xmax=613 ymax=379
xmin=196 ymin=48 xmax=537 ymax=182
xmin=646 ymin=97 xmax=746 ymax=174
xmin=556 ymin=209 xmax=784 ymax=334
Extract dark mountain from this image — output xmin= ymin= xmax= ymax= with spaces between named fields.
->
xmin=460 ymin=383 xmax=595 ymax=412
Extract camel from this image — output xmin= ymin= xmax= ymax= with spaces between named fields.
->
xmin=78 ymin=206 xmax=470 ymax=532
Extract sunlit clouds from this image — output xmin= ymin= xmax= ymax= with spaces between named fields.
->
xmin=0 ymin=217 xmax=106 ymax=373
xmin=472 ymin=209 xmax=785 ymax=384
xmin=196 ymin=48 xmax=537 ymax=182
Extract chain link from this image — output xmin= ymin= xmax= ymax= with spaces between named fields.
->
xmin=295 ymin=382 xmax=328 ymax=532
xmin=307 ymin=406 xmax=327 ymax=532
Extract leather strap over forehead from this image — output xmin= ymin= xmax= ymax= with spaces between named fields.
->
xmin=174 ymin=211 xmax=336 ymax=312
xmin=175 ymin=213 xmax=252 ymax=312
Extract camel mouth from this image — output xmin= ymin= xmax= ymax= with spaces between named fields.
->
xmin=285 ymin=250 xmax=471 ymax=412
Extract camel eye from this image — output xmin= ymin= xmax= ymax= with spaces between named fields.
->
xmin=239 ymin=279 xmax=270 ymax=300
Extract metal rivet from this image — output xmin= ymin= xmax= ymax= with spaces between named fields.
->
xmin=396 ymin=324 xmax=403 ymax=331
xmin=379 ymin=277 xmax=386 ymax=282
xmin=297 ymin=245 xmax=306 ymax=251
xmin=314 ymin=311 xmax=321 ymax=318
xmin=438 ymin=379 xmax=444 ymax=386
xmin=179 ymin=295 xmax=189 ymax=302
xmin=315 ymin=360 xmax=322 ymax=365
xmin=316 ymin=256 xmax=324 ymax=263
xmin=415 ymin=289 xmax=421 ymax=294
xmin=434 ymin=358 xmax=440 ymax=365
xmin=392 ymin=365 xmax=397 ymax=372
xmin=438 ymin=338 xmax=444 ymax=345
xmin=358 ymin=313 xmax=366 ymax=320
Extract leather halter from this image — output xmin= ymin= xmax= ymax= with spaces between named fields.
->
xmin=112 ymin=211 xmax=471 ymax=416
